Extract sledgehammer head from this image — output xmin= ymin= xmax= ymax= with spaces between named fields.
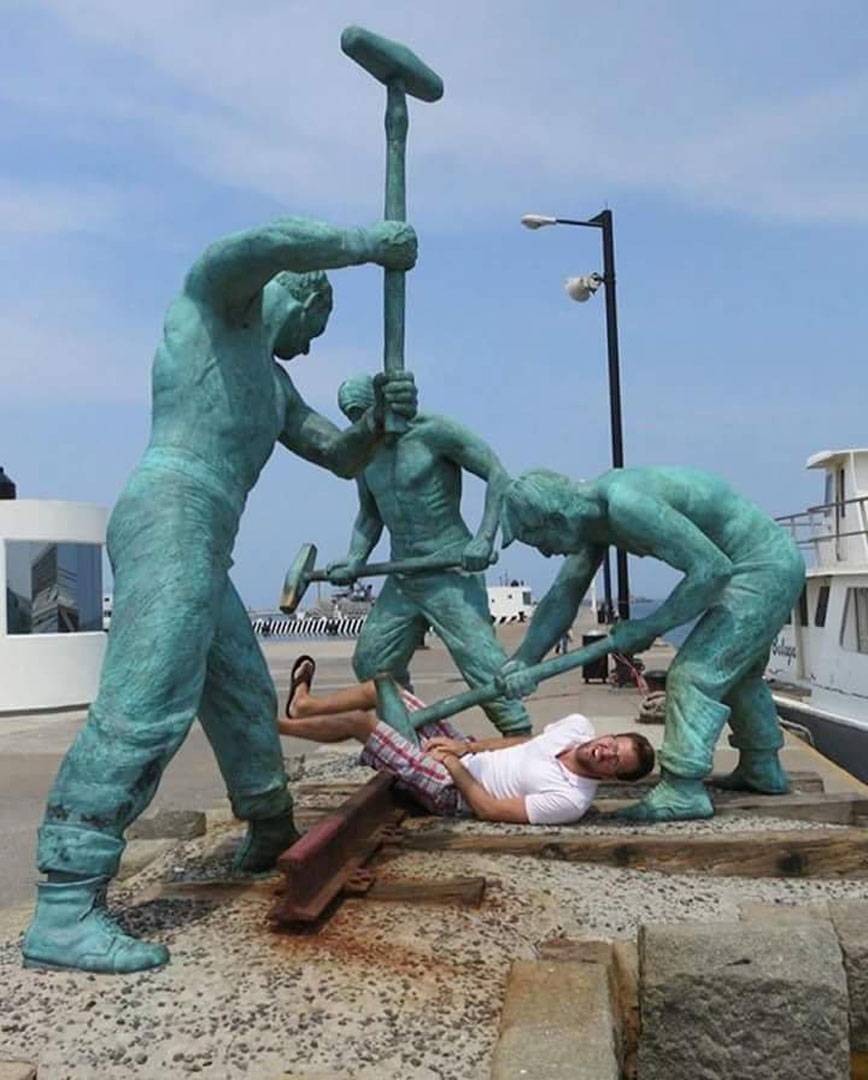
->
xmin=341 ymin=26 xmax=444 ymax=101
xmin=280 ymin=543 xmax=317 ymax=614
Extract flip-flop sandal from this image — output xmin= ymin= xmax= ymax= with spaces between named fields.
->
xmin=286 ymin=655 xmax=316 ymax=719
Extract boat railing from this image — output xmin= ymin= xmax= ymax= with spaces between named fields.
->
xmin=776 ymin=495 xmax=868 ymax=565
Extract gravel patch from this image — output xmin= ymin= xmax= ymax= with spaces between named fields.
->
xmin=3 ymin=749 xmax=867 ymax=1079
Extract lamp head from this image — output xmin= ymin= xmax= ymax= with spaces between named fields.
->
xmin=521 ymin=213 xmax=557 ymax=230
xmin=565 ymin=273 xmax=603 ymax=303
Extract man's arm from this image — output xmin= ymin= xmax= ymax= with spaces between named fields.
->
xmin=422 ymin=733 xmax=532 ymax=756
xmin=184 ymin=216 xmax=415 ymax=314
xmin=436 ymin=753 xmax=529 ymax=823
xmin=327 ymin=478 xmax=384 ymax=582
xmin=276 ymin=367 xmax=415 ymax=479
xmin=607 ymin=489 xmax=733 ymax=653
xmin=427 ymin=417 xmax=509 ymax=569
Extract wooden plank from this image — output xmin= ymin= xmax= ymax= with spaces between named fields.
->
xmin=357 ymin=875 xmax=486 ymax=907
xmin=591 ymin=792 xmax=868 ymax=826
xmin=134 ymin=874 xmax=485 ymax=909
xmin=134 ymin=877 xmax=281 ymax=904
xmin=400 ymin=827 xmax=868 ymax=879
xmin=296 ymin=769 xmax=825 ymax=800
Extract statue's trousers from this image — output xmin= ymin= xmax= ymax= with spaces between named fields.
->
xmin=37 ymin=455 xmax=290 ymax=879
xmin=353 ymin=570 xmax=531 ymax=735
xmin=659 ymin=532 xmax=805 ymax=779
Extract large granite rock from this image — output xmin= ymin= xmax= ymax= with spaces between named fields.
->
xmin=639 ymin=921 xmax=850 ymax=1080
xmin=830 ymin=900 xmax=868 ymax=1052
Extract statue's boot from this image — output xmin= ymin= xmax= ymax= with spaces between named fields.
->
xmin=22 ymin=875 xmax=169 ymax=973
xmin=233 ymin=812 xmax=300 ymax=874
xmin=715 ymin=750 xmax=791 ymax=794
xmin=611 ymin=772 xmax=714 ymax=823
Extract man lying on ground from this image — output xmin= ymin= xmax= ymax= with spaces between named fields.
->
xmin=279 ymin=657 xmax=655 ymax=824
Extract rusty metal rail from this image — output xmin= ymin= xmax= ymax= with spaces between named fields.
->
xmin=272 ymin=772 xmax=404 ymax=924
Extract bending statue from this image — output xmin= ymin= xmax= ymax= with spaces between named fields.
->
xmin=499 ymin=466 xmax=805 ymax=822
xmin=329 ymin=375 xmax=531 ymax=735
xmin=23 ymin=215 xmax=418 ymax=973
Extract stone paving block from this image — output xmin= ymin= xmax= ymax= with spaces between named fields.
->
xmin=491 ymin=958 xmax=619 ymax=1080
xmin=639 ymin=921 xmax=849 ymax=1080
xmin=117 ymin=838 xmax=173 ymax=880
xmin=740 ymin=900 xmax=830 ymax=923
xmin=829 ymin=900 xmax=868 ymax=1051
xmin=127 ymin=808 xmax=206 ymax=840
xmin=0 ymin=1062 xmax=37 ymax=1080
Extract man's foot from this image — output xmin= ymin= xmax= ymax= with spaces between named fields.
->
xmin=286 ymin=655 xmax=315 ymax=719
xmin=610 ymin=775 xmax=714 ymax=823
xmin=22 ymin=876 xmax=169 ymax=973
xmin=714 ymin=751 xmax=791 ymax=794
xmin=233 ymin=813 xmax=301 ymax=873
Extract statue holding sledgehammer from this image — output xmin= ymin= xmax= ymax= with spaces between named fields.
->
xmin=331 ymin=375 xmax=532 ymax=737
xmin=23 ymin=215 xmax=418 ymax=974
xmin=496 ymin=466 xmax=805 ymax=822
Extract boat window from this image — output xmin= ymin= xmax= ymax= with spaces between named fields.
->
xmin=798 ymin=587 xmax=809 ymax=627
xmin=840 ymin=588 xmax=868 ymax=654
xmin=814 ymin=584 xmax=830 ymax=628
xmin=824 ymin=473 xmax=834 ymax=516
xmin=837 ymin=468 xmax=846 ymax=518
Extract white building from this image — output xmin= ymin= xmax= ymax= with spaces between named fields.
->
xmin=0 ymin=500 xmax=108 ymax=713
xmin=487 ymin=583 xmax=533 ymax=622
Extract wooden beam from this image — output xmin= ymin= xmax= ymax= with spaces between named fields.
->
xmin=296 ymin=769 xmax=825 ymax=801
xmin=591 ymin=792 xmax=868 ymax=826
xmin=400 ymin=827 xmax=868 ymax=879
xmin=349 ymin=875 xmax=486 ymax=907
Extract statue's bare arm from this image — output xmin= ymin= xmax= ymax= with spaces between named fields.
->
xmin=183 ymin=216 xmax=414 ymax=313
xmin=275 ymin=367 xmax=383 ymax=480
xmin=344 ymin=477 xmax=384 ymax=565
xmin=512 ymin=547 xmax=605 ymax=666
xmin=427 ymin=417 xmax=509 ymax=553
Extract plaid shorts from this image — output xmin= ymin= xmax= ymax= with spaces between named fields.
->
xmin=359 ymin=691 xmax=471 ymax=816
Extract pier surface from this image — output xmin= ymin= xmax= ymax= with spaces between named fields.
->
xmin=1 ymin=618 xmax=867 ymax=1078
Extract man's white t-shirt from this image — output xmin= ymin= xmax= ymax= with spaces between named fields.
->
xmin=463 ymin=714 xmax=598 ymax=825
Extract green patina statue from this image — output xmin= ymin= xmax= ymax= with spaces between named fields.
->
xmin=499 ymin=466 xmax=805 ymax=822
xmin=22 ymin=215 xmax=418 ymax=974
xmin=330 ymin=375 xmax=531 ymax=736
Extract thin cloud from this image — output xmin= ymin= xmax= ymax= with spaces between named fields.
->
xmin=0 ymin=180 xmax=124 ymax=236
xmin=23 ymin=1 xmax=868 ymax=227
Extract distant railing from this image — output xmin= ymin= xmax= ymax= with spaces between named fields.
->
xmin=776 ymin=495 xmax=868 ymax=564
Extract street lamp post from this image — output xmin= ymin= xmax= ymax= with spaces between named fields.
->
xmin=521 ymin=209 xmax=630 ymax=623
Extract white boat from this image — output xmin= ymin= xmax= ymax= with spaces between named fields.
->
xmin=768 ymin=449 xmax=868 ymax=782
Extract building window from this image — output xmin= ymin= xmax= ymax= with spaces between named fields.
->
xmin=814 ymin=584 xmax=830 ymax=628
xmin=837 ymin=468 xmax=846 ymax=518
xmin=840 ymin=588 xmax=868 ymax=655
xmin=5 ymin=541 xmax=103 ymax=635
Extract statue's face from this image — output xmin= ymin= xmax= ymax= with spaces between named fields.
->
xmin=509 ymin=514 xmax=572 ymax=557
xmin=273 ymin=300 xmax=329 ymax=361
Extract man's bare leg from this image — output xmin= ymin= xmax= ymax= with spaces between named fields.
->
xmin=288 ymin=658 xmax=378 ymax=719
xmin=279 ymin=708 xmax=377 ymax=743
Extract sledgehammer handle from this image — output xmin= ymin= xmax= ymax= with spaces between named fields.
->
xmin=383 ymin=82 xmax=409 ymax=435
xmin=408 ymin=637 xmax=616 ymax=730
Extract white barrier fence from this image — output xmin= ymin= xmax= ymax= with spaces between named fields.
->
xmin=250 ymin=611 xmax=526 ymax=637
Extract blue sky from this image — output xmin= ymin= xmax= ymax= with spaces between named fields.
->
xmin=2 ymin=1 xmax=866 ymax=607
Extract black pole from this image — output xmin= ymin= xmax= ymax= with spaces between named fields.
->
xmin=590 ymin=210 xmax=630 ymax=622
xmin=601 ymin=549 xmax=613 ymax=623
